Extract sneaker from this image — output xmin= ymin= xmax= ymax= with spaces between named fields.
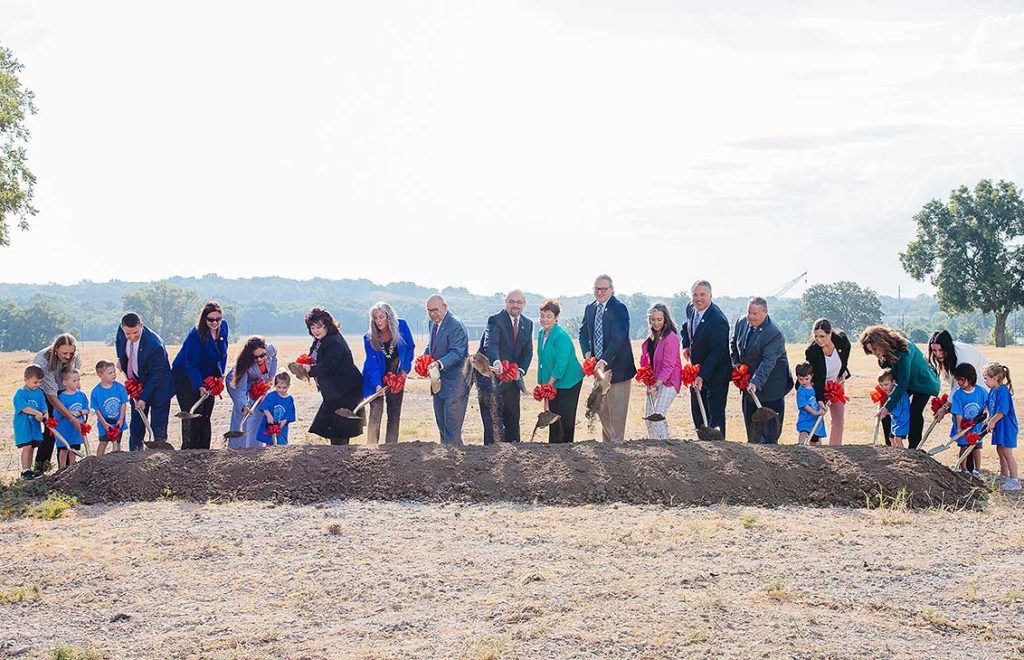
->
xmin=21 ymin=469 xmax=35 ymax=481
xmin=1002 ymin=478 xmax=1022 ymax=492
xmin=996 ymin=474 xmax=1009 ymax=483
xmin=972 ymin=470 xmax=982 ymax=479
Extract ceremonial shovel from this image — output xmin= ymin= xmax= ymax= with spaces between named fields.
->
xmin=335 ymin=387 xmax=387 ymax=420
xmin=176 ymin=392 xmax=209 ymax=420
xmin=692 ymin=391 xmax=724 ymax=441
xmin=288 ymin=362 xmax=311 ymax=382
xmin=918 ymin=414 xmax=944 ymax=452
xmin=953 ymin=429 xmax=987 ymax=471
xmin=48 ymin=416 xmax=84 ymax=459
xmin=224 ymin=394 xmax=269 ymax=439
xmin=78 ymin=411 xmax=92 ymax=457
xmin=134 ymin=402 xmax=173 ymax=449
xmin=928 ymin=411 xmax=988 ymax=457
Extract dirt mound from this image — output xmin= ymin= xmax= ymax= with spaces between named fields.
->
xmin=51 ymin=439 xmax=984 ymax=509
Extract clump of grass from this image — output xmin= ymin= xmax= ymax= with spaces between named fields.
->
xmin=0 ymin=478 xmax=51 ymax=518
xmin=26 ymin=493 xmax=78 ymax=520
xmin=325 ymin=523 xmax=343 ymax=536
xmin=461 ymin=634 xmax=508 ymax=660
xmin=866 ymin=487 xmax=910 ymax=524
xmin=921 ymin=607 xmax=951 ymax=629
xmin=0 ymin=585 xmax=42 ymax=604
xmin=159 ymin=485 xmax=176 ymax=500
xmin=684 ymin=629 xmax=708 ymax=644
xmin=51 ymin=645 xmax=108 ymax=660
xmin=740 ymin=512 xmax=759 ymax=529
xmin=764 ymin=578 xmax=791 ymax=599
xmin=1005 ymin=588 xmax=1023 ymax=604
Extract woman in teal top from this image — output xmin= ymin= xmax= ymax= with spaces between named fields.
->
xmin=860 ymin=325 xmax=940 ymax=449
xmin=537 ymin=298 xmax=584 ymax=443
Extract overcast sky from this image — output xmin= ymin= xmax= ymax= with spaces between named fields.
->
xmin=2 ymin=1 xmax=1022 ymax=299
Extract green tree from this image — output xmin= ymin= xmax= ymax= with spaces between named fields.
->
xmin=900 ymin=179 xmax=1024 ymax=347
xmin=798 ymin=281 xmax=882 ymax=336
xmin=0 ymin=46 xmax=37 ymax=246
xmin=0 ymin=299 xmax=72 ymax=351
xmin=122 ymin=281 xmax=199 ymax=343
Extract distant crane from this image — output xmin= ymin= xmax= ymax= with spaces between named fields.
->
xmin=771 ymin=271 xmax=808 ymax=298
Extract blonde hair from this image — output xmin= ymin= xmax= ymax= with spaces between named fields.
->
xmin=367 ymin=302 xmax=399 ymax=352
xmin=982 ymin=362 xmax=1014 ymax=395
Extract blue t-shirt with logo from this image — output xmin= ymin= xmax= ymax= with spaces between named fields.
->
xmin=257 ymin=391 xmax=296 ymax=445
xmin=56 ymin=391 xmax=89 ymax=446
xmin=90 ymin=382 xmax=129 ymax=423
xmin=950 ymin=385 xmax=987 ymax=445
xmin=795 ymin=386 xmax=823 ymax=434
xmin=12 ymin=387 xmax=47 ymax=447
xmin=987 ymin=384 xmax=1019 ymax=448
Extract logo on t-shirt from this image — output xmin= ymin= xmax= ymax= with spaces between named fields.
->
xmin=272 ymin=404 xmax=286 ymax=421
xmin=102 ymin=396 xmax=121 ymax=418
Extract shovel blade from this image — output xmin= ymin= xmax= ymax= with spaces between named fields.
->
xmin=223 ymin=430 xmax=245 ymax=439
xmin=287 ymin=363 xmax=310 ymax=382
xmin=927 ymin=444 xmax=950 ymax=456
xmin=697 ymin=427 xmax=724 ymax=442
xmin=470 ymin=353 xmax=492 ymax=378
xmin=752 ymin=408 xmax=778 ymax=423
xmin=644 ymin=413 xmax=666 ymax=422
xmin=537 ymin=411 xmax=561 ymax=428
xmin=144 ymin=439 xmax=174 ymax=450
xmin=334 ymin=408 xmax=360 ymax=420
xmin=176 ymin=412 xmax=201 ymax=420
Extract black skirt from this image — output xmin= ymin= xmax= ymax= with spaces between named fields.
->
xmin=310 ymin=395 xmax=364 ymax=441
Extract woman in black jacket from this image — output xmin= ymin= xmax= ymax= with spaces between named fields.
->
xmin=304 ymin=307 xmax=364 ymax=445
xmin=804 ymin=318 xmax=852 ymax=445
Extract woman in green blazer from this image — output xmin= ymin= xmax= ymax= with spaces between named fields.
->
xmin=537 ymin=298 xmax=584 ymax=443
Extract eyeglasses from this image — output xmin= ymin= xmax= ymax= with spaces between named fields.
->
xmin=253 ymin=352 xmax=267 ymax=360
xmin=593 ymin=286 xmax=611 ymax=293
xmin=206 ymin=316 xmax=222 ymax=323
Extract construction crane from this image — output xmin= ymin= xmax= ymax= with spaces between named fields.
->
xmin=771 ymin=271 xmax=808 ymax=298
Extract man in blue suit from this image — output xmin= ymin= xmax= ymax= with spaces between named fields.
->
xmin=479 ymin=289 xmax=533 ymax=444
xmin=730 ymin=296 xmax=794 ymax=444
xmin=115 ymin=312 xmax=174 ymax=450
xmin=426 ymin=294 xmax=469 ymax=445
xmin=579 ymin=274 xmax=636 ymax=442
xmin=680 ymin=280 xmax=731 ymax=437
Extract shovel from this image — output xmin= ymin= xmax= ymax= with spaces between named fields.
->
xmin=78 ymin=411 xmax=92 ymax=458
xmin=470 ymin=352 xmax=492 ymax=378
xmin=918 ymin=413 xmax=944 ymax=452
xmin=693 ymin=389 xmax=724 ymax=442
xmin=134 ymin=401 xmax=173 ymax=450
xmin=529 ymin=409 xmax=562 ymax=442
xmin=806 ymin=409 xmax=827 ymax=445
xmin=643 ymin=386 xmax=664 ymax=423
xmin=953 ymin=428 xmax=988 ymax=471
xmin=928 ymin=411 xmax=988 ymax=457
xmin=287 ymin=362 xmax=311 ymax=382
xmin=336 ymin=387 xmax=387 ymax=420
xmin=176 ymin=392 xmax=209 ymax=420
xmin=224 ymin=394 xmax=268 ymax=439
xmin=49 ymin=420 xmax=84 ymax=459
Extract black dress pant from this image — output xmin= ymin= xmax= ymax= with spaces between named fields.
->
xmin=690 ymin=380 xmax=728 ymax=438
xmin=881 ymin=390 xmax=929 ymax=448
xmin=479 ymin=378 xmax=523 ymax=444
xmin=175 ymin=371 xmax=216 ymax=450
xmin=548 ymin=381 xmax=583 ymax=444
xmin=741 ymin=394 xmax=785 ymax=444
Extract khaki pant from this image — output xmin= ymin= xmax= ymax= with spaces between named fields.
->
xmin=599 ymin=379 xmax=631 ymax=442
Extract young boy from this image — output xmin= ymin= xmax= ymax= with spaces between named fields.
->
xmin=90 ymin=360 xmax=129 ymax=456
xmin=13 ymin=365 xmax=48 ymax=480
xmin=950 ymin=363 xmax=987 ymax=477
xmin=55 ymin=369 xmax=89 ymax=468
xmin=878 ymin=368 xmax=910 ymax=448
xmin=258 ymin=373 xmax=296 ymax=445
xmin=794 ymin=362 xmax=826 ymax=445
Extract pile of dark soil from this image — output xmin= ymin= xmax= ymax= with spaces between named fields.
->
xmin=51 ymin=439 xmax=984 ymax=509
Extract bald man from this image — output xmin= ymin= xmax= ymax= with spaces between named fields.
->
xmin=426 ymin=294 xmax=470 ymax=444
xmin=479 ymin=289 xmax=534 ymax=444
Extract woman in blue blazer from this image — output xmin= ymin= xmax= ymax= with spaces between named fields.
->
xmin=171 ymin=301 xmax=229 ymax=449
xmin=362 ymin=302 xmax=415 ymax=444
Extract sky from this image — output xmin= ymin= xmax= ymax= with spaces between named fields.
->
xmin=1 ymin=0 xmax=1023 ymax=299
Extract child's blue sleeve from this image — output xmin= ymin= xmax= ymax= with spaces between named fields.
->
xmin=950 ymin=391 xmax=964 ymax=416
xmin=994 ymin=388 xmax=1012 ymax=416
xmin=13 ymin=389 xmax=27 ymax=413
xmin=258 ymin=395 xmax=274 ymax=413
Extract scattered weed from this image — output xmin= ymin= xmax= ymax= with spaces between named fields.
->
xmin=921 ymin=607 xmax=951 ymax=629
xmin=741 ymin=512 xmax=759 ymax=529
xmin=159 ymin=485 xmax=176 ymax=500
xmin=26 ymin=493 xmax=78 ymax=520
xmin=0 ymin=585 xmax=42 ymax=604
xmin=684 ymin=629 xmax=708 ymax=644
xmin=0 ymin=477 xmax=51 ymax=518
xmin=461 ymin=634 xmax=508 ymax=659
xmin=1005 ymin=588 xmax=1023 ymax=604
xmin=764 ymin=578 xmax=791 ymax=599
xmin=325 ymin=523 xmax=343 ymax=536
xmin=50 ymin=645 xmax=108 ymax=660
xmin=866 ymin=487 xmax=911 ymax=525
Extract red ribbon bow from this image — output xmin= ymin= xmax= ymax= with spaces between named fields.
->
xmin=383 ymin=372 xmax=407 ymax=393
xmin=266 ymin=423 xmax=282 ymax=435
xmin=204 ymin=376 xmax=225 ymax=397
xmin=533 ymin=384 xmax=557 ymax=401
xmin=582 ymin=357 xmax=598 ymax=377
xmin=930 ymin=394 xmax=949 ymax=414
xmin=125 ymin=378 xmax=143 ymax=400
xmin=249 ymin=380 xmax=272 ymax=401
xmin=414 ymin=354 xmax=436 ymax=378
xmin=46 ymin=417 xmax=58 ymax=429
xmin=731 ymin=364 xmax=751 ymax=390
xmin=966 ymin=432 xmax=980 ymax=445
xmin=106 ymin=427 xmax=121 ymax=440
xmin=499 ymin=360 xmax=520 ymax=383
xmin=635 ymin=366 xmax=657 ymax=387
xmin=80 ymin=423 xmax=92 ymax=436
xmin=959 ymin=418 xmax=976 ymax=430
xmin=681 ymin=363 xmax=700 ymax=388
xmin=869 ymin=385 xmax=888 ymax=405
xmin=296 ymin=354 xmax=315 ymax=365
xmin=824 ymin=381 xmax=849 ymax=404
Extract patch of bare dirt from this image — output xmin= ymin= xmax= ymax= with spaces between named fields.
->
xmin=51 ymin=439 xmax=984 ymax=509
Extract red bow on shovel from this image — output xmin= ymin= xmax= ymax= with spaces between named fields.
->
xmin=869 ymin=385 xmax=888 ymax=447
xmin=918 ymin=393 xmax=951 ymax=451
xmin=733 ymin=365 xmax=776 ymax=427
xmin=224 ymin=380 xmax=274 ymax=441
xmin=125 ymin=378 xmax=143 ymax=400
xmin=383 ymin=372 xmax=407 ymax=393
xmin=635 ymin=367 xmax=664 ymax=423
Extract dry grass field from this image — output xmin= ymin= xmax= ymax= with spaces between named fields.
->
xmin=2 ymin=336 xmax=1024 ymax=658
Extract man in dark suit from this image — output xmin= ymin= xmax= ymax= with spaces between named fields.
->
xmin=680 ymin=279 xmax=731 ymax=437
xmin=579 ymin=274 xmax=636 ymax=442
xmin=478 ymin=289 xmax=534 ymax=444
xmin=115 ymin=312 xmax=174 ymax=450
xmin=730 ymin=296 xmax=794 ymax=443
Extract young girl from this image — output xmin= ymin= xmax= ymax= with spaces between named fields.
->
xmin=258 ymin=372 xmax=296 ymax=445
xmin=795 ymin=363 xmax=826 ymax=445
xmin=878 ymin=369 xmax=910 ymax=448
xmin=982 ymin=362 xmax=1019 ymax=491
xmin=949 ymin=363 xmax=986 ymax=477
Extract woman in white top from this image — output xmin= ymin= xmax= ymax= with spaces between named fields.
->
xmin=804 ymin=319 xmax=852 ymax=445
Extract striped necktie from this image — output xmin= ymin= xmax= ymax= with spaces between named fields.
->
xmin=594 ymin=303 xmax=605 ymax=360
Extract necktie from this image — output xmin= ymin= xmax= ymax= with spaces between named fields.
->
xmin=594 ymin=303 xmax=605 ymax=360
xmin=430 ymin=323 xmax=439 ymax=354
xmin=743 ymin=324 xmax=754 ymax=352
xmin=128 ymin=341 xmax=139 ymax=378
xmin=512 ymin=317 xmax=518 ymax=343
xmin=693 ymin=310 xmax=703 ymax=337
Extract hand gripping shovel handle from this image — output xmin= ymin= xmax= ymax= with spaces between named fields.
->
xmin=224 ymin=394 xmax=268 ymax=439
xmin=809 ymin=409 xmax=826 ymax=440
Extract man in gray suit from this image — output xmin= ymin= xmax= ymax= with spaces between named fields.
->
xmin=426 ymin=294 xmax=469 ymax=445
xmin=730 ymin=296 xmax=794 ymax=444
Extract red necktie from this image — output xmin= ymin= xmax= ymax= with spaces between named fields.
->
xmin=512 ymin=317 xmax=518 ymax=342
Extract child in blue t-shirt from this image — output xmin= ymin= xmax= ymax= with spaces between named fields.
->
xmin=258 ymin=373 xmax=296 ymax=445
xmin=950 ymin=363 xmax=987 ymax=477
xmin=982 ymin=362 xmax=1019 ymax=491
xmin=90 ymin=360 xmax=129 ymax=456
xmin=794 ymin=363 xmax=826 ymax=445
xmin=55 ymin=369 xmax=89 ymax=468
xmin=878 ymin=369 xmax=910 ymax=448
xmin=13 ymin=365 xmax=48 ymax=480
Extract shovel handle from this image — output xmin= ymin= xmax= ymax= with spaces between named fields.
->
xmin=918 ymin=416 xmax=941 ymax=451
xmin=694 ymin=389 xmax=710 ymax=427
xmin=354 ymin=387 xmax=388 ymax=414
xmin=189 ymin=392 xmax=209 ymax=415
xmin=810 ymin=411 xmax=826 ymax=439
xmin=748 ymin=390 xmax=764 ymax=409
xmin=872 ymin=406 xmax=881 ymax=447
xmin=51 ymin=427 xmax=84 ymax=458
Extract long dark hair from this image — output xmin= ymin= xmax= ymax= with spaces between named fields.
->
xmin=44 ymin=333 xmax=78 ymax=372
xmin=232 ymin=336 xmax=267 ymax=387
xmin=304 ymin=306 xmax=340 ymax=336
xmin=928 ymin=329 xmax=957 ymax=376
xmin=197 ymin=301 xmax=223 ymax=341
xmin=646 ymin=303 xmax=678 ymax=341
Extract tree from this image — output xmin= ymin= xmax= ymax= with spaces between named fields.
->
xmin=0 ymin=299 xmax=72 ymax=351
xmin=122 ymin=281 xmax=199 ymax=343
xmin=0 ymin=46 xmax=37 ymax=246
xmin=798 ymin=281 xmax=882 ymax=336
xmin=900 ymin=179 xmax=1024 ymax=347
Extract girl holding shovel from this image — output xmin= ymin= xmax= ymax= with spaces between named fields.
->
xmin=225 ymin=336 xmax=277 ymax=449
xmin=171 ymin=301 xmax=229 ymax=450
